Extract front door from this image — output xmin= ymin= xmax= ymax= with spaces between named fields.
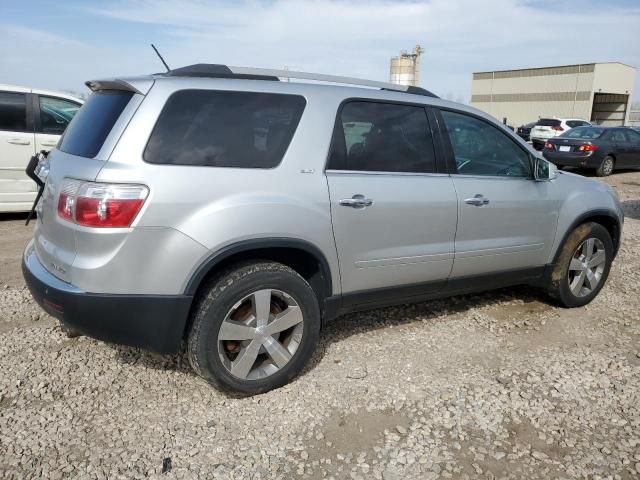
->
xmin=0 ymin=91 xmax=36 ymax=210
xmin=326 ymin=100 xmax=458 ymax=299
xmin=437 ymin=109 xmax=560 ymax=278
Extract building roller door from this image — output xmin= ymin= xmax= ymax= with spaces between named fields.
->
xmin=591 ymin=93 xmax=629 ymax=126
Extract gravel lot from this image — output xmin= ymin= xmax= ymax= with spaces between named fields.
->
xmin=1 ymin=171 xmax=639 ymax=480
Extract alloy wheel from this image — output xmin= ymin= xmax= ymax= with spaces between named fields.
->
xmin=567 ymin=238 xmax=606 ymax=297
xmin=217 ymin=289 xmax=304 ymax=380
xmin=602 ymin=158 xmax=614 ymax=175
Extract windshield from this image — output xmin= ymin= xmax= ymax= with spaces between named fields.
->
xmin=560 ymin=127 xmax=604 ymax=139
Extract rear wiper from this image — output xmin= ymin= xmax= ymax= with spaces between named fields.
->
xmin=25 ymin=151 xmax=48 ymax=226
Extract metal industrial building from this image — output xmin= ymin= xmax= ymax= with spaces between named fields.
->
xmin=470 ymin=62 xmax=636 ymax=127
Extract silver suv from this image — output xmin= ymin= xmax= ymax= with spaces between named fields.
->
xmin=23 ymin=64 xmax=623 ymax=394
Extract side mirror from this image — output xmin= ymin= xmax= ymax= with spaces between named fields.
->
xmin=534 ymin=156 xmax=558 ymax=181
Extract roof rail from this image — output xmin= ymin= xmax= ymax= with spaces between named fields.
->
xmin=166 ymin=64 xmax=439 ymax=98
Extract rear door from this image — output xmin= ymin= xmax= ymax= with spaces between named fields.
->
xmin=436 ymin=108 xmax=560 ymax=278
xmin=625 ymin=129 xmax=640 ymax=167
xmin=0 ymin=90 xmax=36 ymax=210
xmin=34 ymin=95 xmax=82 ymax=152
xmin=326 ymin=100 xmax=457 ymax=301
xmin=34 ymin=89 xmax=137 ymax=282
xmin=608 ymin=129 xmax=634 ymax=167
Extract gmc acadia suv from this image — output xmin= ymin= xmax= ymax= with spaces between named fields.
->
xmin=23 ymin=64 xmax=624 ymax=394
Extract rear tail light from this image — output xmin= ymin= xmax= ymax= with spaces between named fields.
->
xmin=544 ymin=142 xmax=554 ymax=150
xmin=57 ymin=179 xmax=81 ymax=221
xmin=552 ymin=125 xmax=564 ymax=131
xmin=578 ymin=144 xmax=599 ymax=152
xmin=57 ymin=179 xmax=148 ymax=227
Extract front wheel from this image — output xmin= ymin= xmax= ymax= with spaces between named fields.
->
xmin=187 ymin=262 xmax=320 ymax=395
xmin=547 ymin=222 xmax=613 ymax=307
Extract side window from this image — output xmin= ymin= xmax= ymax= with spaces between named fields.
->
xmin=627 ymin=129 xmax=640 ymax=143
xmin=440 ymin=110 xmax=531 ymax=178
xmin=566 ymin=121 xmax=578 ymax=128
xmin=610 ymin=130 xmax=629 ymax=143
xmin=144 ymin=90 xmax=306 ymax=168
xmin=38 ymin=96 xmax=81 ymax=135
xmin=0 ymin=91 xmax=28 ymax=132
xmin=327 ymin=101 xmax=436 ymax=173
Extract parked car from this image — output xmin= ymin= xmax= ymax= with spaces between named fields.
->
xmin=530 ymin=118 xmax=591 ymax=150
xmin=0 ymin=85 xmax=82 ymax=212
xmin=517 ymin=121 xmax=537 ymax=142
xmin=543 ymin=125 xmax=640 ymax=176
xmin=23 ymin=64 xmax=623 ymax=394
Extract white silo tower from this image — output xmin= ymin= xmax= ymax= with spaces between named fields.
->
xmin=390 ymin=45 xmax=424 ymax=86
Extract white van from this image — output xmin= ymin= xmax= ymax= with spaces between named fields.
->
xmin=0 ymin=85 xmax=82 ymax=212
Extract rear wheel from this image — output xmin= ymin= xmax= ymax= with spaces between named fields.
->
xmin=187 ymin=262 xmax=320 ymax=395
xmin=547 ymin=222 xmax=613 ymax=307
xmin=61 ymin=324 xmax=81 ymax=338
xmin=595 ymin=155 xmax=615 ymax=177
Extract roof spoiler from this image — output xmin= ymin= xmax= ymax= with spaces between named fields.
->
xmin=85 ymin=77 xmax=154 ymax=95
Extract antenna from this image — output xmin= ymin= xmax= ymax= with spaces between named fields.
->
xmin=151 ymin=44 xmax=170 ymax=72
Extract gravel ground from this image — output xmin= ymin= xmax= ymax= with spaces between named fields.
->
xmin=1 ymin=171 xmax=640 ymax=479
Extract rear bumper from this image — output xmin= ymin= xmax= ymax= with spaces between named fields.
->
xmin=543 ymin=151 xmax=602 ymax=168
xmin=22 ymin=241 xmax=193 ymax=354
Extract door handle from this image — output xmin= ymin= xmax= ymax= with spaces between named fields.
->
xmin=8 ymin=138 xmax=30 ymax=145
xmin=339 ymin=194 xmax=373 ymax=209
xmin=40 ymin=141 xmax=57 ymax=147
xmin=465 ymin=194 xmax=490 ymax=207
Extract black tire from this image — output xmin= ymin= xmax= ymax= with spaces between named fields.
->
xmin=61 ymin=323 xmax=81 ymax=338
xmin=595 ymin=155 xmax=615 ymax=177
xmin=187 ymin=261 xmax=320 ymax=395
xmin=547 ymin=222 xmax=613 ymax=308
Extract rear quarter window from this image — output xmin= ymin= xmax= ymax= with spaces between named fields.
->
xmin=59 ymin=90 xmax=134 ymax=158
xmin=143 ymin=90 xmax=306 ymax=168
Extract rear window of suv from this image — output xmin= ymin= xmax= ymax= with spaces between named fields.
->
xmin=537 ymin=118 xmax=561 ymax=127
xmin=143 ymin=90 xmax=306 ymax=168
xmin=59 ymin=90 xmax=134 ymax=158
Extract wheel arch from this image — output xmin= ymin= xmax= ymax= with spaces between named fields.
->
xmin=184 ymin=238 xmax=334 ymax=304
xmin=552 ymin=209 xmax=622 ymax=264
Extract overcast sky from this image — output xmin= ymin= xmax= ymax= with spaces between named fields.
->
xmin=1 ymin=0 xmax=639 ymax=102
